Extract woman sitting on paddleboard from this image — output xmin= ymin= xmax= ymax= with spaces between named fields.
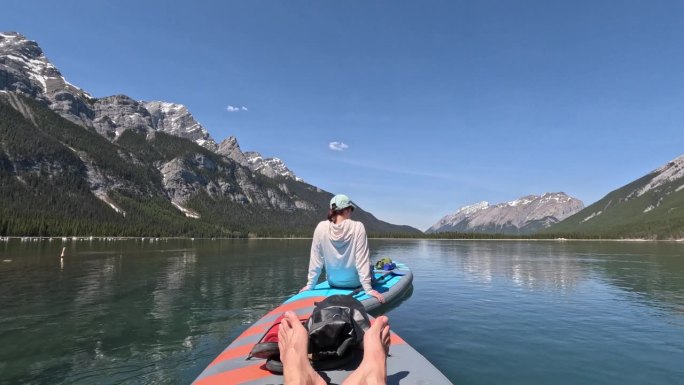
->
xmin=300 ymin=194 xmax=385 ymax=303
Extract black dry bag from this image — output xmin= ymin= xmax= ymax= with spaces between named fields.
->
xmin=307 ymin=294 xmax=371 ymax=360
xmin=255 ymin=294 xmax=372 ymax=374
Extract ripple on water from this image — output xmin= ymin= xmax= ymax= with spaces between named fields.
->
xmin=1 ymin=239 xmax=683 ymax=385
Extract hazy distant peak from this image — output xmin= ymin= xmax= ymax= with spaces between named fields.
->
xmin=427 ymin=192 xmax=584 ymax=234
xmin=457 ymin=201 xmax=490 ymax=214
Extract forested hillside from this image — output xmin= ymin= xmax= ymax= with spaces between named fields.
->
xmin=0 ymin=94 xmax=419 ymax=237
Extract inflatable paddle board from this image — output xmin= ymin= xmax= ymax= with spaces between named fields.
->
xmin=193 ymin=262 xmax=453 ymax=385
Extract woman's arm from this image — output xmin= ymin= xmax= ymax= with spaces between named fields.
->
xmin=302 ymin=223 xmax=324 ymax=291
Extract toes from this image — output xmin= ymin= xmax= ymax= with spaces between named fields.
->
xmin=380 ymin=319 xmax=390 ymax=337
xmin=370 ymin=316 xmax=389 ymax=333
xmin=278 ymin=326 xmax=288 ymax=345
xmin=377 ymin=315 xmax=389 ymax=326
xmin=382 ymin=326 xmax=390 ymax=342
xmin=382 ymin=328 xmax=391 ymax=353
xmin=284 ymin=311 xmax=306 ymax=332
xmin=283 ymin=311 xmax=298 ymax=323
xmin=281 ymin=317 xmax=292 ymax=332
xmin=279 ymin=314 xmax=293 ymax=343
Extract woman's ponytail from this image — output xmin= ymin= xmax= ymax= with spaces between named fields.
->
xmin=328 ymin=207 xmax=353 ymax=222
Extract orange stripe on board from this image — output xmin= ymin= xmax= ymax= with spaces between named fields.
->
xmin=209 ymin=297 xmax=326 ymax=367
xmin=235 ymin=323 xmax=270 ymax=341
xmin=265 ymin=296 xmax=325 ymax=317
xmin=390 ymin=332 xmax=406 ymax=345
xmin=236 ymin=316 xmax=308 ymax=342
xmin=194 ymin=363 xmax=272 ymax=385
xmin=233 ymin=297 xmax=325 ymax=343
xmin=209 ymin=343 xmax=255 ymax=366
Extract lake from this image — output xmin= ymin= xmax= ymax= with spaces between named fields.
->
xmin=1 ymin=239 xmax=683 ymax=384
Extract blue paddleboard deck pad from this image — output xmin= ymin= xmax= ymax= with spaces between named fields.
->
xmin=192 ymin=262 xmax=453 ymax=385
xmin=288 ymin=262 xmax=412 ymax=312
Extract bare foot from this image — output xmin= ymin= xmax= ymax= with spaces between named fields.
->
xmin=341 ymin=316 xmax=391 ymax=385
xmin=278 ymin=311 xmax=326 ymax=385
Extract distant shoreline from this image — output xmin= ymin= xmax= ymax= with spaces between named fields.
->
xmin=372 ymin=237 xmax=684 ymax=242
xmin=1 ymin=236 xmax=683 ymax=242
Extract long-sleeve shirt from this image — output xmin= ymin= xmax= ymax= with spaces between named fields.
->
xmin=305 ymin=219 xmax=373 ymax=293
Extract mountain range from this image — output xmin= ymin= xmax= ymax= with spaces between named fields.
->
xmin=427 ymin=192 xmax=585 ymax=235
xmin=427 ymin=155 xmax=684 ymax=239
xmin=2 ymin=31 xmax=682 ymax=239
xmin=0 ymin=31 xmax=419 ymax=237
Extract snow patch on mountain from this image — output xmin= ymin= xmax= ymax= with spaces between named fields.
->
xmin=245 ymin=152 xmax=303 ymax=182
xmin=427 ymin=201 xmax=489 ymax=233
xmin=171 ymin=201 xmax=201 ymax=219
xmin=144 ymin=101 xmax=216 ymax=149
xmin=0 ymin=32 xmax=91 ymax=98
xmin=459 ymin=201 xmax=490 ymax=215
xmin=95 ymin=193 xmax=126 ymax=216
xmin=581 ymin=211 xmax=602 ymax=223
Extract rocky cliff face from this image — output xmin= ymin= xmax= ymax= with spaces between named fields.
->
xmin=630 ymin=155 xmax=684 ymax=201
xmin=0 ymin=32 xmax=300 ymax=181
xmin=0 ymin=32 xmax=419 ymax=236
xmin=214 ymin=136 xmax=299 ymax=181
xmin=0 ymin=32 xmax=94 ymax=127
xmin=245 ymin=151 xmax=303 ymax=182
xmin=216 ymin=136 xmax=249 ymax=166
xmin=144 ymin=101 xmax=217 ymax=149
xmin=92 ymin=95 xmax=153 ymax=138
xmin=427 ymin=192 xmax=585 ymax=234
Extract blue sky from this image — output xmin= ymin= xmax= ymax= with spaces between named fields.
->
xmin=3 ymin=0 xmax=684 ymax=230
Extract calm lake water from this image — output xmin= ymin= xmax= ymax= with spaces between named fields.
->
xmin=0 ymin=239 xmax=683 ymax=385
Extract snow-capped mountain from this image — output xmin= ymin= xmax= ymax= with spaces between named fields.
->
xmin=547 ymin=155 xmax=684 ymax=238
xmin=427 ymin=192 xmax=584 ymax=234
xmin=428 ymin=201 xmax=490 ymax=232
xmin=245 ymin=152 xmax=303 ymax=182
xmin=0 ymin=32 xmax=419 ymax=236
xmin=143 ymin=101 xmax=217 ymax=148
xmin=0 ymin=31 xmax=93 ymax=127
xmin=0 ymin=31 xmax=300 ymax=181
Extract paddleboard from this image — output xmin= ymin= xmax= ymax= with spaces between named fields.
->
xmin=192 ymin=262 xmax=453 ymax=385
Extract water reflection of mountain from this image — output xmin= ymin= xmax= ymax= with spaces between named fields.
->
xmin=0 ymin=239 xmax=315 ymax=384
xmin=437 ymin=241 xmax=588 ymax=293
xmin=3 ymin=239 xmax=683 ymax=384
xmin=374 ymin=239 xmax=684 ymax=313
xmin=426 ymin=240 xmax=684 ymax=312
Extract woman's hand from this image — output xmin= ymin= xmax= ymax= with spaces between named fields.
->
xmin=299 ymin=286 xmax=310 ymax=293
xmin=369 ymin=289 xmax=385 ymax=303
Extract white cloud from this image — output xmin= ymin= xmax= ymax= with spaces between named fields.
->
xmin=226 ymin=105 xmax=248 ymax=112
xmin=329 ymin=141 xmax=349 ymax=151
